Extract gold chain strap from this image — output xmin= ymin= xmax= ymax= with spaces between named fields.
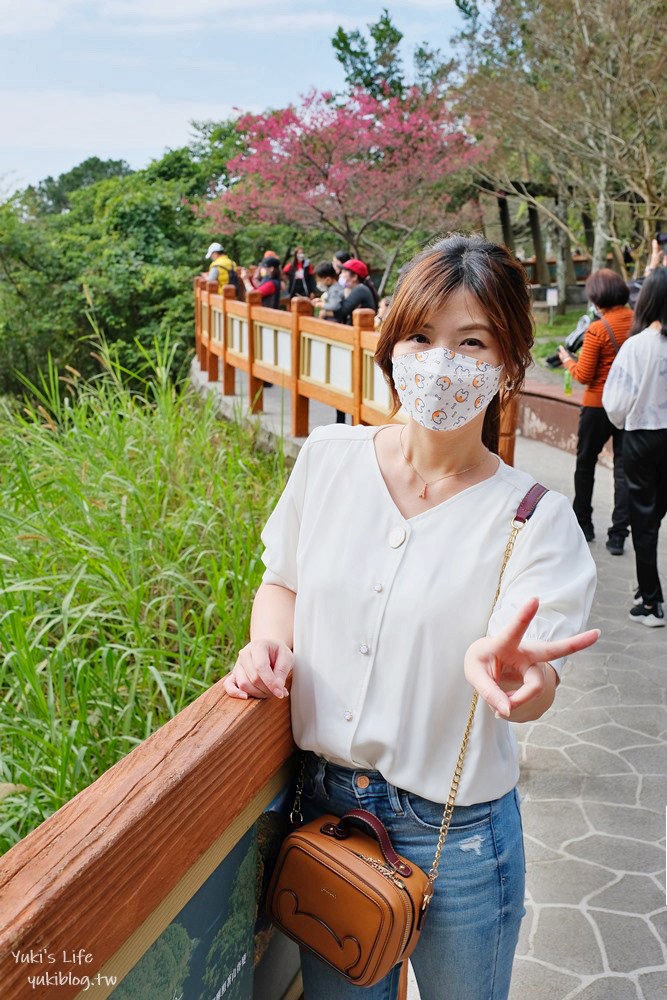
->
xmin=421 ymin=516 xmax=525 ymax=913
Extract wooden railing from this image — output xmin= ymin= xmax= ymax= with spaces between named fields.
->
xmin=0 ymin=684 xmax=296 ymax=999
xmin=194 ymin=278 xmax=518 ymax=464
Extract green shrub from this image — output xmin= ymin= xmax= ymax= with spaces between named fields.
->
xmin=0 ymin=344 xmax=286 ymax=853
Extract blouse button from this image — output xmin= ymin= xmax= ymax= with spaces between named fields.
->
xmin=373 ymin=583 xmax=383 ymax=593
xmin=344 ymin=710 xmax=353 ymax=721
xmin=389 ymin=527 xmax=406 ymax=548
xmin=359 ymin=643 xmax=369 ymax=655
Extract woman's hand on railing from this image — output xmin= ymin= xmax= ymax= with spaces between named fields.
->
xmin=223 ymin=638 xmax=294 ymax=700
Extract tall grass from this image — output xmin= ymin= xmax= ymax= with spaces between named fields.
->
xmin=0 ymin=343 xmax=287 ymax=853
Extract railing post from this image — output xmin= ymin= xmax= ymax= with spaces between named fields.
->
xmin=290 ymin=298 xmax=313 ymax=438
xmin=198 ymin=279 xmax=210 ymax=371
xmin=352 ymin=308 xmax=376 ymax=425
xmin=194 ymin=277 xmax=201 ymax=360
xmin=499 ymin=392 xmax=518 ymax=466
xmin=246 ymin=290 xmax=263 ymax=413
xmin=221 ymin=284 xmax=237 ymax=396
xmin=206 ymin=282 xmax=219 ymax=383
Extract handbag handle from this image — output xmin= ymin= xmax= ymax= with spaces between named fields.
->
xmin=320 ymin=809 xmax=412 ymax=877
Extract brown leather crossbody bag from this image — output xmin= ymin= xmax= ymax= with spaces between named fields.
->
xmin=266 ymin=484 xmax=549 ymax=988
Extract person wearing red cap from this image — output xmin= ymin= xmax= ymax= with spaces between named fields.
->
xmin=331 ymin=258 xmax=379 ymax=324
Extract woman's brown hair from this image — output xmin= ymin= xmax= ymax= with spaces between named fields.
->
xmin=585 ymin=268 xmax=629 ymax=309
xmin=375 ymin=234 xmax=535 ymax=452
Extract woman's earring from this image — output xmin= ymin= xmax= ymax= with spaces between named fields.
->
xmin=504 ymin=377 xmax=513 ymax=391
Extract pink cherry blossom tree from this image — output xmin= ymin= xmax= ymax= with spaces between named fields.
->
xmin=204 ymin=88 xmax=488 ymax=292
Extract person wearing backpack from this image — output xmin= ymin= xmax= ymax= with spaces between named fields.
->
xmin=205 ymin=242 xmax=240 ymax=293
xmin=557 ymin=269 xmax=633 ymax=553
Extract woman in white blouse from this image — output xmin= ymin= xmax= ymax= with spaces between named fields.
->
xmin=225 ymin=234 xmax=598 ymax=1000
xmin=603 ymin=267 xmax=667 ymax=627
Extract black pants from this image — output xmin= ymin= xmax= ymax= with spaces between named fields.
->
xmin=573 ymin=406 xmax=629 ymax=539
xmin=623 ymin=429 xmax=667 ymax=605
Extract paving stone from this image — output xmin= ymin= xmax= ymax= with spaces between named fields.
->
xmin=570 ymin=978 xmax=641 ymax=999
xmin=649 ymin=910 xmax=667 ymax=947
xmin=610 ymin=679 xmax=666 ymax=706
xmin=581 ymin=725 xmax=660 ymax=752
xmin=583 ymin=802 xmax=664 ymax=842
xmin=522 ymin=800 xmax=589 ymax=849
xmin=565 ymin=744 xmax=633 ymax=775
xmin=551 ymin=707 xmax=615 ymax=733
xmin=567 ymin=835 xmax=665 ymax=873
xmin=581 ymin=775 xmax=640 ymax=805
xmin=520 ymin=771 xmax=585 ymax=800
xmin=524 ymin=835 xmax=565 ymax=864
xmin=516 ymin=903 xmax=535 ymax=956
xmin=606 ymin=707 xmax=667 ymax=737
xmin=635 ymin=663 xmax=667 ymax=687
xmin=570 ymin=685 xmax=622 ymax=708
xmin=574 ymin=651 xmax=614 ymax=669
xmin=531 ymin=907 xmax=604 ymax=973
xmin=638 ymin=970 xmax=667 ymax=999
xmin=637 ymin=776 xmax=666 ymax=812
xmin=552 ymin=685 xmax=587 ymax=708
xmin=621 ymin=744 xmax=667 ymax=774
xmin=509 ymin=959 xmax=581 ymax=999
xmin=566 ymin=670 xmax=612 ymax=693
xmin=522 ymin=724 xmax=579 ymax=749
xmin=588 ymin=874 xmax=665 ymax=915
xmin=527 ymin=858 xmax=614 ymax=904
xmin=521 ymin=745 xmax=583 ymax=773
xmin=592 ymin=910 xmax=665 ymax=973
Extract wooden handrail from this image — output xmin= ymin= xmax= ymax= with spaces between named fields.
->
xmin=0 ymin=684 xmax=294 ymax=999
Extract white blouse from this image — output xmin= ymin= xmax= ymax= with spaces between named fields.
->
xmin=602 ymin=326 xmax=667 ymax=431
xmin=261 ymin=424 xmax=596 ymax=805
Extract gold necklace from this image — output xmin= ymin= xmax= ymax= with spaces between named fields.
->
xmin=399 ymin=426 xmax=488 ymax=499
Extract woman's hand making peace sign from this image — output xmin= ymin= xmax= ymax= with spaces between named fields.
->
xmin=465 ymin=597 xmax=600 ymax=723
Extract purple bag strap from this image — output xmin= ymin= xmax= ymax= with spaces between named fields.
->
xmin=514 ymin=483 xmax=549 ymax=524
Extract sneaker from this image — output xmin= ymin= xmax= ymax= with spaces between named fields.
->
xmin=633 ymin=587 xmax=642 ymax=605
xmin=580 ymin=523 xmax=595 ymax=542
xmin=629 ymin=603 xmax=665 ymax=627
xmin=606 ymin=536 xmax=624 ymax=555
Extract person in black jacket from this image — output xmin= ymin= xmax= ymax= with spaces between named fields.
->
xmin=284 ymin=247 xmax=317 ymax=299
xmin=332 ymin=258 xmax=378 ymax=324
xmin=239 ymin=256 xmax=282 ymax=308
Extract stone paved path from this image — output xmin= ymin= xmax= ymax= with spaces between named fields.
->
xmin=508 ymin=439 xmax=667 ymax=1000
xmin=192 ymin=364 xmax=667 ymax=999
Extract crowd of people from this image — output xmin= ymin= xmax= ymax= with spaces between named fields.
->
xmin=204 ymin=242 xmax=390 ymax=330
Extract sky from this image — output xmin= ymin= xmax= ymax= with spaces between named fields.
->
xmin=0 ymin=0 xmax=464 ymax=193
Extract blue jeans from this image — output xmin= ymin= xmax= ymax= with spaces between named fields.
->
xmin=298 ymin=753 xmax=526 ymax=1000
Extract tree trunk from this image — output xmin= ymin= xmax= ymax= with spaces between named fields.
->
xmin=581 ymin=210 xmax=595 ymax=253
xmin=497 ymin=195 xmax=514 ymax=250
xmin=553 ymin=187 xmax=571 ymax=315
xmin=528 ymin=204 xmax=549 ymax=285
xmin=592 ymin=158 xmax=609 ymax=272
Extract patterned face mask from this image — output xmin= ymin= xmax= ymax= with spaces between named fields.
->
xmin=392 ymin=347 xmax=503 ymax=431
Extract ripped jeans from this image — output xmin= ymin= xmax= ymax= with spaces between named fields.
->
xmin=298 ymin=752 xmax=526 ymax=1000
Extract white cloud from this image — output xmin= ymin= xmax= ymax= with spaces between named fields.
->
xmin=106 ymin=7 xmax=359 ymax=36
xmin=0 ymin=0 xmax=84 ymax=34
xmin=0 ymin=0 xmax=360 ymax=36
xmin=0 ymin=90 xmax=243 ymax=154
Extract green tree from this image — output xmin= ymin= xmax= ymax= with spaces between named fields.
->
xmin=201 ymin=842 xmax=257 ymax=1000
xmin=24 ymin=156 xmax=133 ymax=215
xmin=111 ymin=923 xmax=198 ymax=1000
xmin=332 ymin=8 xmax=452 ymax=98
